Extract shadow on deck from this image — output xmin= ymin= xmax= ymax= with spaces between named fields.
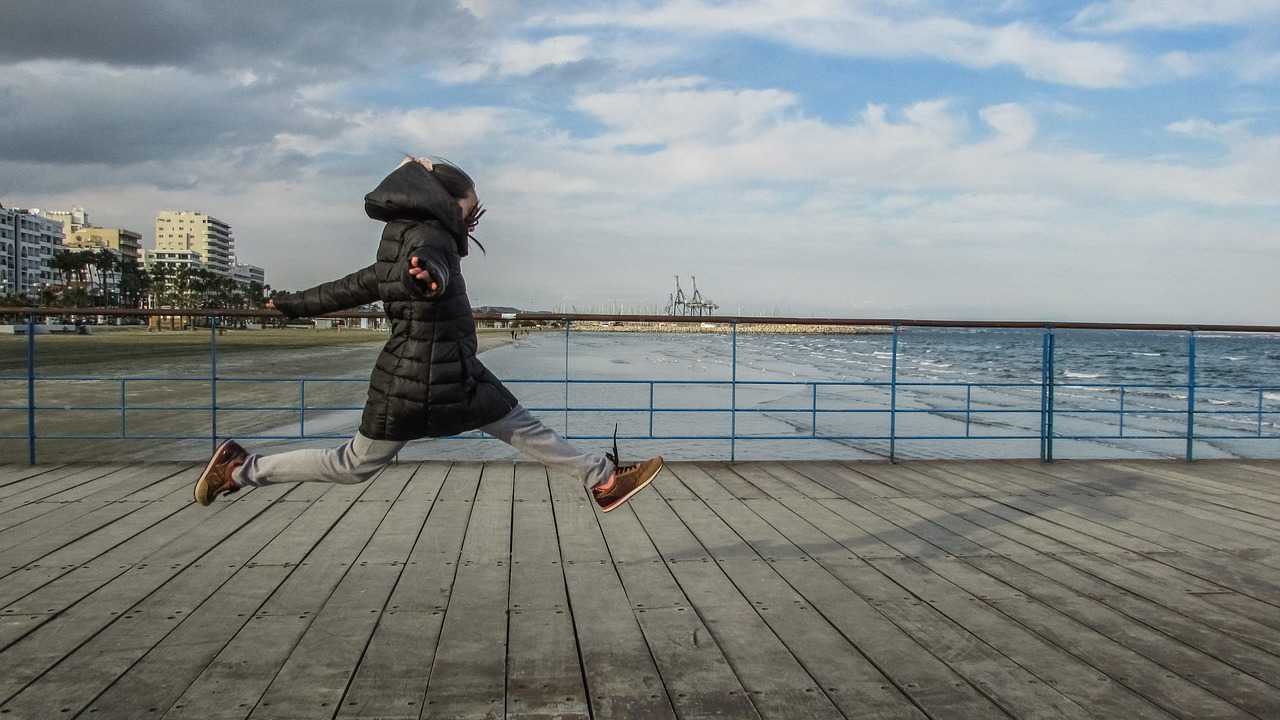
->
xmin=1 ymin=459 xmax=1279 ymax=719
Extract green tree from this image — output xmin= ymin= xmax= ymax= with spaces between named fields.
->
xmin=118 ymin=261 xmax=148 ymax=309
xmin=92 ymin=248 xmax=117 ymax=306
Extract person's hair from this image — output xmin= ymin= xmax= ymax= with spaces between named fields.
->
xmin=429 ymin=161 xmax=474 ymax=199
xmin=406 ymin=154 xmax=486 ymax=254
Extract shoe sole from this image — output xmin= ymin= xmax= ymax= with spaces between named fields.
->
xmin=194 ymin=440 xmax=234 ymax=506
xmin=599 ymin=459 xmax=663 ymax=513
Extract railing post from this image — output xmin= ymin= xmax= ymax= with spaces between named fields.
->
xmin=1186 ymin=331 xmax=1196 ymax=463
xmin=730 ymin=320 xmax=738 ymax=463
xmin=210 ymin=316 xmax=219 ymax=453
xmin=563 ymin=318 xmax=571 ymax=437
xmin=1259 ymin=388 xmax=1265 ymax=439
xmin=965 ymin=385 xmax=972 ymax=438
xmin=26 ymin=313 xmax=36 ymax=466
xmin=1040 ymin=328 xmax=1056 ymax=463
xmin=811 ymin=382 xmax=818 ymax=438
xmin=889 ymin=325 xmax=899 ymax=462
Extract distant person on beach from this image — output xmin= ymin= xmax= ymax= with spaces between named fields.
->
xmin=193 ymin=155 xmax=662 ymax=511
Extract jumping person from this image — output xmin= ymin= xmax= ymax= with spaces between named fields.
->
xmin=193 ymin=155 xmax=662 ymax=511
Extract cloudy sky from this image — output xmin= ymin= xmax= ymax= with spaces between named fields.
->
xmin=2 ymin=1 xmax=1278 ymax=323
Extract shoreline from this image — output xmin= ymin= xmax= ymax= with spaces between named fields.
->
xmin=561 ymin=321 xmax=890 ymax=335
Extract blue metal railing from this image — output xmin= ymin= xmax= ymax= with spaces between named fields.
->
xmin=3 ymin=309 xmax=1279 ymax=464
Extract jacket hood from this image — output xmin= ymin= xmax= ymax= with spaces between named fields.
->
xmin=364 ymin=161 xmax=470 ymax=254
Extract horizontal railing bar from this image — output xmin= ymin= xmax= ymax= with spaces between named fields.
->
xmin=5 ymin=306 xmax=1280 ymax=334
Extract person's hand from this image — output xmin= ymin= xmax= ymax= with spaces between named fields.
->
xmin=409 ymin=256 xmax=439 ymax=292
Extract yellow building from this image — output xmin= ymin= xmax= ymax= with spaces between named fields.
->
xmin=66 ymin=227 xmax=143 ymax=267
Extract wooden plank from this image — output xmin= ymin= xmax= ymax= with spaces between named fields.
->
xmin=0 ymin=492 xmax=276 ymax=649
xmin=812 ymin=496 xmax=952 ymax=559
xmin=788 ymin=460 xmax=911 ymax=498
xmin=939 ymin=555 xmax=1270 ymax=720
xmin=1107 ymin=460 xmax=1280 ymax=506
xmin=252 ymin=467 xmax=426 ymax=720
xmin=338 ymin=464 xmax=455 ymax=719
xmin=1011 ymin=463 xmax=1277 ymax=552
xmin=0 ymin=467 xmax=147 ymax=548
xmin=842 ymin=460 xmax=977 ymax=498
xmin=634 ymin=606 xmax=764 ymax=719
xmin=1 ymin=499 xmax=307 ymax=717
xmin=564 ymin=559 xmax=678 ymax=720
xmin=166 ymin=478 xmax=387 ymax=719
xmin=83 ymin=564 xmax=293 ymax=717
xmin=0 ymin=465 xmax=191 ymax=575
xmin=419 ymin=462 xmax=513 ymax=719
xmin=549 ymin=474 xmax=677 ymax=720
xmin=252 ymin=563 xmax=403 ymax=720
xmin=384 ymin=462 xmax=476 ymax=612
xmin=968 ymin=554 xmax=1280 ymax=719
xmin=1023 ymin=551 xmax=1280 ymax=657
xmin=0 ymin=464 xmax=70 ymax=489
xmin=730 ymin=479 xmax=1103 ymax=720
xmin=0 ymin=488 xmax=283 ymax=705
xmin=506 ymin=463 xmax=589 ymax=720
xmin=699 ymin=461 xmax=770 ymax=499
xmin=255 ymin=483 xmax=386 ymax=618
xmin=647 ymin=488 xmax=926 ymax=719
xmin=678 ymin=484 xmax=1004 ymax=720
xmin=0 ymin=465 xmax=94 ymax=503
xmin=869 ymin=556 xmax=1181 ymax=720
xmin=163 ymin=614 xmax=316 ymax=720
xmin=604 ymin=468 xmax=761 ymax=720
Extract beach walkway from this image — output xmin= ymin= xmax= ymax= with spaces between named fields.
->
xmin=1 ymin=459 xmax=1279 ymax=719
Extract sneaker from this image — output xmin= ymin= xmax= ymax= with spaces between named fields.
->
xmin=592 ymin=456 xmax=663 ymax=512
xmin=194 ymin=439 xmax=248 ymax=506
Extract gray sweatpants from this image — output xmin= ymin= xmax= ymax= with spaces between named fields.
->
xmin=234 ymin=405 xmax=613 ymax=489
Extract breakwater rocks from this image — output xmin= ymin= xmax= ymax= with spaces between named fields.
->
xmin=567 ymin=321 xmax=890 ymax=335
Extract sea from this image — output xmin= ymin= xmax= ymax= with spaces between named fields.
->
xmin=369 ymin=327 xmax=1280 ymax=462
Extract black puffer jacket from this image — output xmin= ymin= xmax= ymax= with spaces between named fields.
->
xmin=272 ymin=162 xmax=518 ymax=440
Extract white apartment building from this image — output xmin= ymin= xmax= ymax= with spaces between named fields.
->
xmin=0 ymin=205 xmax=65 ymax=297
xmin=231 ymin=261 xmax=266 ymax=287
xmin=155 ymin=211 xmax=234 ymax=277
xmin=141 ymin=248 xmax=203 ymax=273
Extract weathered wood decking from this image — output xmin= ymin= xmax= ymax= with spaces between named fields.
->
xmin=1 ymin=459 xmax=1279 ymax=719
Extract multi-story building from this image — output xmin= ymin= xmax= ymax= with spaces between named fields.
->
xmin=141 ymin=248 xmax=203 ymax=273
xmin=230 ymin=261 xmax=266 ymax=288
xmin=66 ymin=227 xmax=143 ymax=268
xmin=155 ymin=211 xmax=234 ymax=277
xmin=43 ymin=207 xmax=89 ymax=238
xmin=1 ymin=205 xmax=65 ymax=297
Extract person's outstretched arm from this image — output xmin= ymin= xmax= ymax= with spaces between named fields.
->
xmin=270 ymin=265 xmax=378 ymax=318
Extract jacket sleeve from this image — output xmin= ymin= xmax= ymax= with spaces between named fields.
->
xmin=272 ymin=265 xmax=379 ymax=318
xmin=403 ymin=223 xmax=455 ymax=300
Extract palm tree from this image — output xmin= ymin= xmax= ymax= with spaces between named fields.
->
xmin=50 ymin=250 xmax=79 ymax=289
xmin=118 ymin=261 xmax=148 ymax=309
xmin=92 ymin=249 xmax=117 ymax=306
xmin=147 ymin=264 xmax=172 ymax=309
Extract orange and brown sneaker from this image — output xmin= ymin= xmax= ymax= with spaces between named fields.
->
xmin=194 ymin=439 xmax=248 ymax=506
xmin=592 ymin=456 xmax=663 ymax=512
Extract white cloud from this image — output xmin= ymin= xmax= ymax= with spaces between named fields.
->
xmin=571 ymin=78 xmax=798 ymax=147
xmin=1074 ymin=0 xmax=1280 ymax=31
xmin=550 ymin=1 xmax=1140 ymax=88
xmin=448 ymin=34 xmax=595 ymax=82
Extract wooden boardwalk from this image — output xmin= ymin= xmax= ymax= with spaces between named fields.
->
xmin=1 ymin=459 xmax=1279 ymax=719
